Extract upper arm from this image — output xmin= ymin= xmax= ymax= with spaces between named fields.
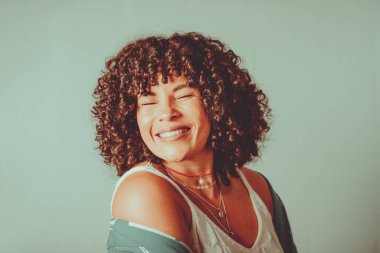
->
xmin=112 ymin=171 xmax=193 ymax=249
xmin=240 ymin=167 xmax=274 ymax=217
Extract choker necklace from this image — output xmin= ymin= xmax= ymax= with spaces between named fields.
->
xmin=165 ymin=167 xmax=216 ymax=190
xmin=165 ymin=165 xmax=213 ymax=186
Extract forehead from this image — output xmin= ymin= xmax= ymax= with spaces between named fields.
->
xmin=139 ymin=74 xmax=194 ymax=96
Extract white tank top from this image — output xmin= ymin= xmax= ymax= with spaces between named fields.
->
xmin=111 ymin=163 xmax=284 ymax=253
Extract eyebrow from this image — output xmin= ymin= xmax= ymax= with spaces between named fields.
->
xmin=143 ymin=83 xmax=190 ymax=96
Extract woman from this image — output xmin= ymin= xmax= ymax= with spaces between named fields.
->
xmin=92 ymin=32 xmax=297 ymax=253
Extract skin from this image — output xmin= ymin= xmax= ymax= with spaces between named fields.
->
xmin=112 ymin=74 xmax=274 ymax=251
xmin=136 ymin=74 xmax=213 ymax=176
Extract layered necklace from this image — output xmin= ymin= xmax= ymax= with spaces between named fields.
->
xmin=164 ymin=166 xmax=234 ymax=235
xmin=165 ymin=166 xmax=214 ymax=189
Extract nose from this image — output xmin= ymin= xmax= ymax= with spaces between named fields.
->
xmin=158 ymin=99 xmax=180 ymax=121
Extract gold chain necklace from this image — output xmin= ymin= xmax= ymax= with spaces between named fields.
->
xmin=165 ymin=167 xmax=217 ymax=190
xmin=164 ymin=167 xmax=233 ymax=235
xmin=183 ymin=186 xmax=233 ymax=235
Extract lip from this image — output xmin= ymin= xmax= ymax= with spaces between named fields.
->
xmin=154 ymin=127 xmax=191 ymax=142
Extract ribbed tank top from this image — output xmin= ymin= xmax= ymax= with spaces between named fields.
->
xmin=111 ymin=163 xmax=284 ymax=253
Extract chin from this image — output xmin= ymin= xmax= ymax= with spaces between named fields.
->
xmin=154 ymin=149 xmax=188 ymax=163
xmin=161 ymin=154 xmax=187 ymax=163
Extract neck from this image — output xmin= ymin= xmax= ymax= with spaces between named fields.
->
xmin=162 ymin=147 xmax=218 ymax=193
xmin=162 ymin=148 xmax=221 ymax=200
xmin=162 ymin=147 xmax=214 ymax=176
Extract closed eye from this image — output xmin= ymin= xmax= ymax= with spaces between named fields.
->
xmin=141 ymin=102 xmax=157 ymax=105
xmin=176 ymin=94 xmax=193 ymax=99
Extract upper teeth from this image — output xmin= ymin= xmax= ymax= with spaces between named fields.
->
xmin=159 ymin=128 xmax=188 ymax=138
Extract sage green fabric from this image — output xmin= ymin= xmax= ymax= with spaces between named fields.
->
xmin=107 ymin=218 xmax=192 ymax=253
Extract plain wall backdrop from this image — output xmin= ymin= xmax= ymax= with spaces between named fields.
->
xmin=1 ymin=0 xmax=379 ymax=252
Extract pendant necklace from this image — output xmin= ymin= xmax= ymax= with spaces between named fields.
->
xmin=164 ymin=167 xmax=233 ymax=235
xmin=165 ymin=168 xmax=217 ymax=190
xmin=183 ymin=183 xmax=233 ymax=235
xmin=164 ymin=165 xmax=213 ymax=187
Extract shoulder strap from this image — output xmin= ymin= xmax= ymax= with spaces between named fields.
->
xmin=256 ymin=172 xmax=298 ymax=253
xmin=110 ymin=162 xmax=195 ymax=214
xmin=110 ymin=164 xmax=154 ymax=213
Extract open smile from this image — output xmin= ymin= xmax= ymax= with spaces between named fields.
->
xmin=155 ymin=128 xmax=191 ymax=142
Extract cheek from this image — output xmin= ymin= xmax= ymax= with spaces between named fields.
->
xmin=136 ymin=111 xmax=153 ymax=138
xmin=202 ymin=120 xmax=211 ymax=139
xmin=193 ymin=107 xmax=211 ymax=138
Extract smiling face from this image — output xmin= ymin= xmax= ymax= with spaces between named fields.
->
xmin=136 ymin=74 xmax=211 ymax=163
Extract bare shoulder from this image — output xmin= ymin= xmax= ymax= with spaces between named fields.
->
xmin=112 ymin=163 xmax=193 ymax=248
xmin=239 ymin=167 xmax=274 ymax=217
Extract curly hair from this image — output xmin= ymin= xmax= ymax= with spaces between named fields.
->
xmin=92 ymin=32 xmax=272 ymax=186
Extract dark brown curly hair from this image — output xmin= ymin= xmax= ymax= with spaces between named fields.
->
xmin=92 ymin=32 xmax=272 ymax=186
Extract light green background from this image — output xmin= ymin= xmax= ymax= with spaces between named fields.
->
xmin=1 ymin=1 xmax=379 ymax=252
